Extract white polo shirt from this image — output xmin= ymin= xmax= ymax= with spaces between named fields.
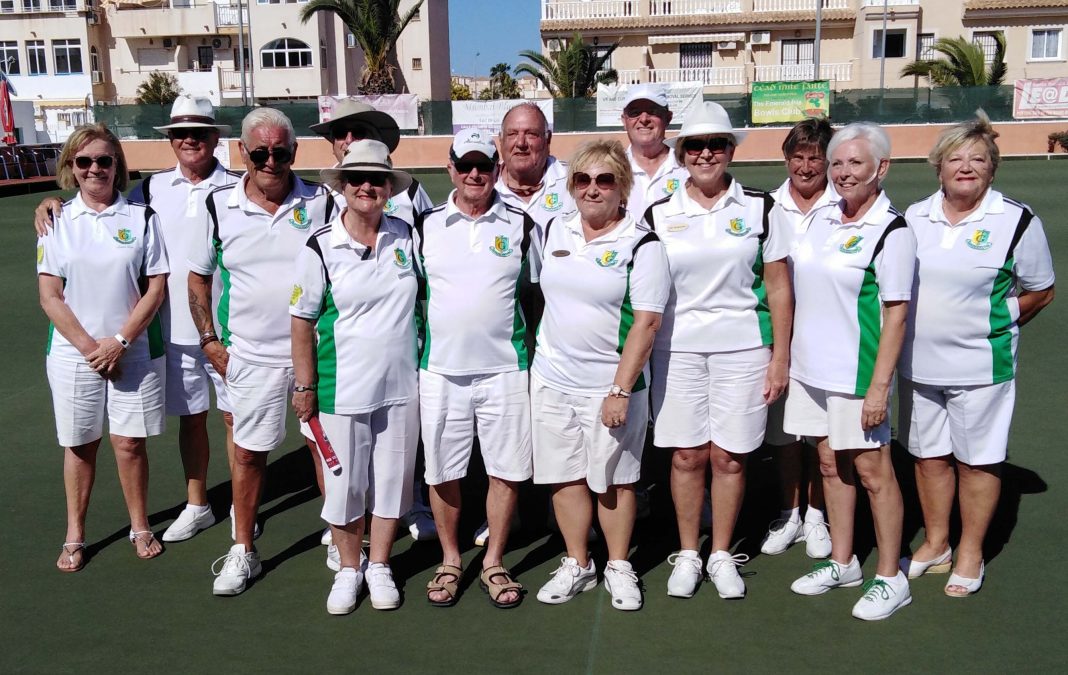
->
xmin=496 ymin=156 xmax=577 ymax=227
xmin=626 ymin=145 xmax=686 ymax=222
xmin=769 ymin=178 xmax=840 ymax=253
xmin=901 ymin=188 xmax=1055 ymax=386
xmin=645 ymin=176 xmax=787 ymax=353
xmin=289 ymin=214 xmax=418 ymax=414
xmin=187 ymin=175 xmax=338 ymax=368
xmin=790 ymin=191 xmax=916 ymax=397
xmin=533 ymin=213 xmax=670 ymax=396
xmin=329 ymin=176 xmax=433 ymax=227
xmin=414 ymin=190 xmax=541 ymax=376
xmin=37 ymin=192 xmax=169 ymax=362
xmin=129 ymin=161 xmax=241 ymax=346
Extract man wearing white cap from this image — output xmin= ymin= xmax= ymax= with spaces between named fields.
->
xmin=415 ymin=128 xmax=540 ymax=609
xmin=621 ymin=83 xmax=688 ymax=221
xmin=33 ymin=95 xmax=241 ymax=544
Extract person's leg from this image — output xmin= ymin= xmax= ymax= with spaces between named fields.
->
xmin=912 ymin=456 xmax=956 ymax=560
xmin=670 ymin=444 xmax=711 ymax=551
xmin=853 ymin=444 xmax=904 ymax=578
xmin=221 ymin=411 xmax=236 ymax=472
xmin=112 ymin=434 xmax=162 ymax=558
xmin=552 ymin=481 xmax=593 ymax=565
xmin=427 ymin=479 xmax=462 ymax=602
xmin=709 ymin=443 xmax=746 ymax=553
xmin=817 ymin=438 xmax=856 ymax=564
xmin=806 ymin=443 xmax=826 ymax=511
xmin=59 ymin=440 xmax=101 ymax=570
xmin=953 ymin=461 xmax=1000 ymax=582
xmin=598 ymin=484 xmax=637 ymax=561
xmin=178 ymin=411 xmax=210 ymax=506
xmin=483 ymin=476 xmax=521 ymax=604
xmin=308 ymin=437 xmax=326 ymax=497
xmin=332 ymin=517 xmax=366 ymax=569
xmin=231 ymin=446 xmax=267 ymax=548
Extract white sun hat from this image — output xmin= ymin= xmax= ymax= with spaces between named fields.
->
xmin=623 ymin=83 xmax=670 ymax=109
xmin=665 ymin=101 xmax=746 ymax=147
xmin=153 ymin=94 xmax=231 ymax=134
xmin=320 ymin=139 xmax=413 ymax=197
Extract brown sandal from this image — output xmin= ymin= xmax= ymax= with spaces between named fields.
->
xmin=426 ymin=564 xmax=463 ymax=607
xmin=479 ymin=565 xmax=523 ymax=609
xmin=58 ymin=542 xmax=85 ymax=573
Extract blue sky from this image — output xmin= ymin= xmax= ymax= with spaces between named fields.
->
xmin=448 ymin=0 xmax=541 ymax=76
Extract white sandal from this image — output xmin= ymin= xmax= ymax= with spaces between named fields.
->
xmin=58 ymin=542 xmax=85 ymax=573
xmin=945 ymin=561 xmax=984 ymax=597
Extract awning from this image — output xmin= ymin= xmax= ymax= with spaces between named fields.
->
xmin=648 ymin=33 xmax=746 ymax=45
xmin=34 ymin=99 xmax=91 ymax=109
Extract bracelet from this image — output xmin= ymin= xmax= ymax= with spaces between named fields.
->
xmin=294 ymin=385 xmax=316 ymax=393
xmin=199 ymin=334 xmax=219 ymax=348
xmin=114 ymin=333 xmax=130 ymax=349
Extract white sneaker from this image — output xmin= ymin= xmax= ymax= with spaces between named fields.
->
xmin=326 ymin=566 xmax=365 ymax=615
xmin=228 ymin=504 xmax=261 ymax=542
xmin=603 ymin=560 xmax=642 ymax=611
xmin=321 ymin=527 xmax=332 ymax=546
xmin=803 ymin=519 xmax=832 ymax=559
xmin=407 ymin=505 xmax=438 ymax=541
xmin=327 ymin=545 xmax=366 ymax=572
xmin=790 ymin=556 xmax=863 ymax=596
xmin=706 ymin=550 xmax=748 ymax=599
xmin=366 ymin=562 xmax=401 ymax=610
xmin=162 ymin=504 xmax=215 ymax=543
xmin=211 ymin=544 xmax=262 ymax=596
xmin=760 ymin=517 xmax=803 ymax=555
xmin=666 ymin=550 xmax=703 ymax=598
xmin=851 ymin=573 xmax=912 ymax=621
xmin=536 ymin=557 xmax=598 ymax=605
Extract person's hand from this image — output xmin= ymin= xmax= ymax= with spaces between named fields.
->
xmin=34 ymin=197 xmax=63 ymax=236
xmin=763 ymin=358 xmax=789 ymax=405
xmin=862 ymin=383 xmax=889 ymax=431
xmin=292 ymin=390 xmax=316 ymax=423
xmin=601 ymin=395 xmax=629 ymax=429
xmin=86 ymin=337 xmax=125 ymax=376
xmin=202 ymin=341 xmax=229 ymax=379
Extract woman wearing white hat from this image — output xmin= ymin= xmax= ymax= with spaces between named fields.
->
xmin=290 ymin=139 xmax=419 ymax=615
xmin=644 ymin=102 xmax=792 ymax=600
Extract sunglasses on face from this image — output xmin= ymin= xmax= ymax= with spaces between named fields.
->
xmin=73 ymin=155 xmax=115 ymax=170
xmin=682 ymin=137 xmax=732 ymax=156
xmin=331 ymin=125 xmax=373 ymax=141
xmin=343 ymin=172 xmax=390 ymax=188
xmin=573 ymin=172 xmax=617 ymax=190
xmin=170 ymin=128 xmax=214 ymax=142
xmin=623 ymin=106 xmax=665 ymax=119
xmin=248 ymin=146 xmax=293 ymax=166
xmin=454 ymin=159 xmax=496 ymax=175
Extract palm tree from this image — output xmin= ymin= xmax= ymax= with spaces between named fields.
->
xmin=900 ymin=34 xmax=1007 ymax=86
xmin=481 ymin=62 xmax=521 ymax=100
xmin=299 ymin=0 xmax=424 ymax=94
xmin=135 ymin=72 xmax=180 ymax=105
xmin=515 ymin=33 xmax=618 ymax=98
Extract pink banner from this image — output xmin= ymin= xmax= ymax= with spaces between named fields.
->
xmin=1013 ymin=78 xmax=1068 ymax=119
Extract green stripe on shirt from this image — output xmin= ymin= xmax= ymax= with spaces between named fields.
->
xmin=854 ymin=263 xmax=881 ymax=396
xmin=751 ymin=241 xmax=773 ymax=346
xmin=215 ymin=244 xmax=232 ymax=347
xmin=987 ymin=258 xmax=1016 ymax=384
xmin=316 ymin=287 xmax=340 ymax=414
xmin=510 ymin=257 xmax=530 ymax=371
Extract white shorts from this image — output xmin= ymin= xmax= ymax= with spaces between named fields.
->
xmin=651 ymin=348 xmax=771 ymax=453
xmin=47 ymin=356 xmax=165 ymax=447
xmin=531 ymin=375 xmax=647 ymax=493
xmin=899 ymin=378 xmax=1015 ymax=466
xmin=164 ymin=343 xmax=231 ymax=416
xmin=319 ymin=403 xmax=419 ymax=525
xmin=784 ymin=378 xmax=889 ymax=451
xmin=420 ymin=369 xmax=532 ymax=485
xmin=763 ymin=395 xmax=799 ymax=447
xmin=225 ymin=354 xmax=294 ymax=453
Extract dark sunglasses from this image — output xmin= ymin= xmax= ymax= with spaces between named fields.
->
xmin=73 ymin=155 xmax=115 ymax=170
xmin=573 ymin=172 xmax=617 ymax=190
xmin=343 ymin=172 xmax=390 ymax=188
xmin=454 ymin=159 xmax=496 ymax=175
xmin=331 ymin=125 xmax=373 ymax=141
xmin=170 ymin=128 xmax=214 ymax=142
xmin=623 ymin=106 xmax=665 ymax=119
xmin=248 ymin=146 xmax=294 ymax=166
xmin=682 ymin=137 xmax=732 ymax=155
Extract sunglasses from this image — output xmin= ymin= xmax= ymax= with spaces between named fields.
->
xmin=573 ymin=172 xmax=617 ymax=190
xmin=248 ymin=146 xmax=294 ymax=166
xmin=454 ymin=159 xmax=496 ymax=175
xmin=170 ymin=128 xmax=214 ymax=142
xmin=73 ymin=155 xmax=115 ymax=170
xmin=682 ymin=137 xmax=732 ymax=155
xmin=331 ymin=125 xmax=374 ymax=141
xmin=343 ymin=172 xmax=390 ymax=188
xmin=623 ymin=106 xmax=665 ymax=119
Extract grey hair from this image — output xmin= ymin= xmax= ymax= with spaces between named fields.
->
xmin=240 ymin=107 xmax=296 ymax=149
xmin=826 ymin=122 xmax=891 ymax=165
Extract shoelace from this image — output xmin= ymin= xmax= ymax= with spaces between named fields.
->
xmin=667 ymin=553 xmax=703 ymax=572
xmin=707 ymin=553 xmax=749 ymax=578
xmin=549 ymin=557 xmax=585 ymax=580
xmin=806 ymin=560 xmax=841 ymax=581
xmin=859 ymin=578 xmax=893 ymax=602
xmin=804 ymin=521 xmax=829 ymax=540
xmin=767 ymin=517 xmax=802 ymax=534
xmin=211 ymin=551 xmax=251 ymax=578
xmin=606 ymin=563 xmax=638 ymax=583
xmin=367 ymin=565 xmax=394 ymax=585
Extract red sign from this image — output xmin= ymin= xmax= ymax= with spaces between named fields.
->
xmin=0 ymin=80 xmax=16 ymax=144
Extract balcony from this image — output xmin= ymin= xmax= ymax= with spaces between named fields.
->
xmin=106 ymin=0 xmax=247 ymax=39
xmin=860 ymin=0 xmax=918 ymax=6
xmin=220 ymin=68 xmax=252 ymax=99
xmin=214 ymin=3 xmax=248 ymax=27
xmin=615 ymin=69 xmax=642 ymax=85
xmin=755 ymin=0 xmax=849 ymax=10
xmin=755 ymin=62 xmax=853 ymax=82
xmin=648 ymin=0 xmax=741 ymax=16
xmin=5 ymin=0 xmax=86 ymax=13
xmin=541 ymin=1 xmax=636 ymax=20
xmin=650 ymin=66 xmax=745 ymax=86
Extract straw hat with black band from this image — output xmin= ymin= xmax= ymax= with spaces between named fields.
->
xmin=153 ymin=94 xmax=232 ymax=135
xmin=310 ymin=100 xmax=401 ymax=153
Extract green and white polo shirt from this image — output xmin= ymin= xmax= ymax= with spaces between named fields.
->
xmin=187 ymin=175 xmax=337 ymax=368
xmin=790 ymin=191 xmax=916 ymax=396
xmin=289 ymin=214 xmax=418 ymax=414
xmin=37 ymin=192 xmax=169 ymax=362
xmin=496 ymin=156 xmax=576 ymax=227
xmin=901 ymin=188 xmax=1055 ymax=386
xmin=625 ymin=145 xmax=687 ymax=222
xmin=532 ymin=213 xmax=669 ymax=396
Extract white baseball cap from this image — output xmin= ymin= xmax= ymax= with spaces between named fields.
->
xmin=623 ymin=84 xmax=670 ymax=110
xmin=451 ymin=128 xmax=498 ymax=161
xmin=665 ymin=101 xmax=747 ymax=147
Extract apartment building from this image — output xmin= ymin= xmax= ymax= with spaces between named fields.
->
xmin=0 ymin=0 xmax=449 ymax=142
xmin=539 ymin=0 xmax=1068 ymax=93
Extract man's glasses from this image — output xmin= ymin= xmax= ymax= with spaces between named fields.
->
xmin=454 ymin=159 xmax=496 ymax=174
xmin=170 ymin=128 xmax=214 ymax=142
xmin=623 ymin=106 xmax=665 ymax=119
xmin=331 ymin=125 xmax=373 ymax=141
xmin=73 ymin=155 xmax=115 ymax=170
xmin=248 ymin=147 xmax=294 ymax=166
xmin=573 ymin=172 xmax=617 ymax=190
xmin=682 ymin=137 xmax=732 ymax=156
xmin=343 ymin=172 xmax=390 ymax=188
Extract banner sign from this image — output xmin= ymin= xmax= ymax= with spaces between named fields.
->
xmin=317 ymin=94 xmax=420 ymax=130
xmin=451 ymin=99 xmax=554 ymax=134
xmin=596 ymin=83 xmax=703 ymax=126
xmin=1013 ymin=78 xmax=1068 ymax=119
xmin=751 ymin=81 xmax=830 ymax=124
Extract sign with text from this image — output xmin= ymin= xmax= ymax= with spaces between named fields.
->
xmin=1013 ymin=78 xmax=1068 ymax=119
xmin=317 ymin=94 xmax=420 ymax=130
xmin=596 ymin=83 xmax=704 ymax=126
xmin=451 ymin=99 xmax=554 ymax=134
xmin=751 ymin=81 xmax=830 ymax=124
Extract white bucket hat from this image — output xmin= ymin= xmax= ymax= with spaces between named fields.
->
xmin=309 ymin=99 xmax=401 ymax=152
xmin=665 ymin=101 xmax=746 ymax=147
xmin=153 ymin=94 xmax=231 ymax=134
xmin=320 ymin=139 xmax=413 ymax=197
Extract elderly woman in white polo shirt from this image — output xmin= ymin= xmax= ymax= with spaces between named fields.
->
xmin=290 ymin=140 xmax=419 ymax=615
xmin=899 ymin=112 xmax=1054 ymax=597
xmin=38 ymin=123 xmax=169 ymax=571
xmin=645 ymin=102 xmax=792 ymax=601
xmin=532 ymin=140 xmax=670 ymax=611
xmin=785 ymin=123 xmax=916 ymax=621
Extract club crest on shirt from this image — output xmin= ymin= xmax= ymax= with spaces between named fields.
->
xmin=384 ymin=198 xmax=398 ymax=215
xmin=289 ymin=284 xmax=303 ymax=306
xmin=393 ymin=247 xmax=412 ymax=269
xmin=113 ymin=228 xmax=137 ymax=245
xmin=289 ymin=206 xmax=310 ymax=230
xmin=839 ymin=235 xmax=864 ymax=254
xmin=595 ymin=250 xmax=619 ymax=267
xmin=663 ymin=178 xmax=681 ymax=195
xmin=490 ymin=235 xmax=514 ymax=257
xmin=544 ymin=193 xmax=562 ymax=211
xmin=36 ymin=244 xmax=44 ymax=264
xmin=966 ymin=229 xmax=993 ymax=251
xmin=726 ymin=217 xmax=751 ymax=237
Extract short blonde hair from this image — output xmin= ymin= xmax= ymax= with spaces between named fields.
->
xmin=57 ymin=123 xmax=128 ymax=192
xmin=567 ymin=139 xmax=633 ymax=203
xmin=928 ymin=109 xmax=1000 ymax=174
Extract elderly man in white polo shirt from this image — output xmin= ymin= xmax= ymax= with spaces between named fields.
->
xmin=33 ymin=95 xmax=242 ymax=544
xmin=188 ymin=107 xmax=338 ymax=596
xmin=496 ymin=102 xmax=577 ymax=228
xmin=620 ymin=83 xmax=687 ymax=221
xmin=416 ymin=128 xmax=540 ymax=609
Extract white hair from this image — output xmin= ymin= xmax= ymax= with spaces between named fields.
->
xmin=827 ymin=122 xmax=891 ymax=165
xmin=240 ymin=107 xmax=295 ymax=149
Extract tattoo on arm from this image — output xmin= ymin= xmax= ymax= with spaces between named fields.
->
xmin=188 ymin=284 xmax=215 ymax=334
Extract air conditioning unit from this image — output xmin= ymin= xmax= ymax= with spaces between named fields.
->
xmin=162 ymin=37 xmax=175 ymax=49
xmin=87 ymin=11 xmax=99 ymax=25
xmin=91 ymin=70 xmax=103 ymax=84
xmin=716 ymin=41 xmax=737 ymax=50
xmin=750 ymin=31 xmax=771 ymax=46
xmin=211 ymin=37 xmax=230 ymax=49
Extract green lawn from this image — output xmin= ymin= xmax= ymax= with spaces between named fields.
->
xmin=1 ymin=159 xmax=1066 ymax=673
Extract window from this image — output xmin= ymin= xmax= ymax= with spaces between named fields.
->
xmin=89 ymin=45 xmax=99 ymax=72
xmin=411 ymin=57 xmax=422 ymax=70
xmin=27 ymin=39 xmax=45 ymax=75
xmin=345 ymin=32 xmax=356 ymax=49
xmin=973 ymin=31 xmax=1000 ymax=64
xmin=260 ymin=38 xmax=311 ymax=68
xmin=57 ymin=110 xmax=88 ymax=127
xmin=589 ymin=44 xmax=613 ymax=72
xmin=873 ymin=29 xmax=907 ymax=58
xmin=257 ymin=0 xmax=309 ymax=4
xmin=21 ymin=0 xmax=40 ymax=10
xmin=47 ymin=0 xmax=77 ymax=9
xmin=320 ymin=40 xmax=327 ymax=69
xmin=1031 ymin=28 xmax=1062 ymax=60
xmin=53 ymin=38 xmax=82 ymax=74
xmin=0 ymin=0 xmax=14 ymax=13
xmin=918 ymin=33 xmax=935 ymax=61
xmin=782 ymin=39 xmax=814 ymax=65
xmin=680 ymin=43 xmax=713 ymax=69
xmin=0 ymin=41 xmax=19 ymax=75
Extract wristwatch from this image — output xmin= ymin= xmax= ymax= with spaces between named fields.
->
xmin=608 ymin=384 xmax=631 ymax=398
xmin=294 ymin=384 xmax=316 ymax=393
